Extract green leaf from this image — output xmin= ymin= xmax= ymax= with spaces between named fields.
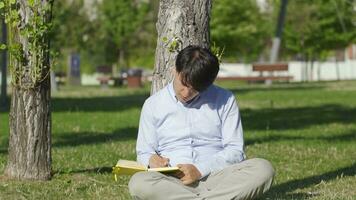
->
xmin=0 ymin=2 xmax=5 ymax=9
xmin=0 ymin=44 xmax=6 ymax=50
xmin=28 ymin=0 xmax=34 ymax=6
xmin=9 ymin=0 xmax=16 ymax=5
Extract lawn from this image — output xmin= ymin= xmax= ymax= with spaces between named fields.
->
xmin=0 ymin=80 xmax=355 ymax=200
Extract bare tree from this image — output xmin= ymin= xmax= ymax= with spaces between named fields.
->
xmin=5 ymin=0 xmax=53 ymax=180
xmin=151 ymin=0 xmax=212 ymax=94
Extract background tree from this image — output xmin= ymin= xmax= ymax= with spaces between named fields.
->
xmin=283 ymin=0 xmax=355 ymax=81
xmin=51 ymin=0 xmax=97 ymax=74
xmin=211 ymin=0 xmax=272 ymax=63
xmin=128 ymin=0 xmax=159 ymax=68
xmin=152 ymin=0 xmax=212 ymax=94
xmin=2 ymin=0 xmax=53 ymax=180
xmin=98 ymin=0 xmax=149 ymax=72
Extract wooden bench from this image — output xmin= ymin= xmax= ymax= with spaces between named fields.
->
xmin=96 ymin=66 xmax=112 ymax=87
xmin=217 ymin=63 xmax=293 ymax=83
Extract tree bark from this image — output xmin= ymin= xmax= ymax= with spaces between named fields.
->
xmin=5 ymin=0 xmax=52 ymax=180
xmin=151 ymin=0 xmax=212 ymax=94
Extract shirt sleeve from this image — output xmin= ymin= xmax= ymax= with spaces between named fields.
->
xmin=195 ymin=94 xmax=245 ymax=178
xmin=136 ymin=100 xmax=157 ymax=167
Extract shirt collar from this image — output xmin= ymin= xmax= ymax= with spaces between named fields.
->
xmin=168 ymin=82 xmax=178 ymax=103
xmin=168 ymin=82 xmax=202 ymax=106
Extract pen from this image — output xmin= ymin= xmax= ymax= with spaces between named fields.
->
xmin=154 ymin=150 xmax=161 ymax=156
xmin=155 ymin=150 xmax=171 ymax=167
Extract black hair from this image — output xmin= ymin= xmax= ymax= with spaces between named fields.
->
xmin=175 ymin=45 xmax=219 ymax=92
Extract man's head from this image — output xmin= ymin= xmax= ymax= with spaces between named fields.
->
xmin=173 ymin=45 xmax=219 ymax=103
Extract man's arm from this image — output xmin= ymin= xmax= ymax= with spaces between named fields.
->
xmin=136 ymin=101 xmax=156 ymax=166
xmin=136 ymin=100 xmax=170 ymax=168
xmin=195 ymin=95 xmax=245 ymax=178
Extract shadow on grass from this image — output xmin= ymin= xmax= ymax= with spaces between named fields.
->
xmin=264 ymin=163 xmax=356 ymax=199
xmin=55 ymin=166 xmax=113 ymax=175
xmin=242 ymin=104 xmax=356 ymax=131
xmin=52 ymin=93 xmax=148 ymax=112
xmin=53 ymin=127 xmax=138 ymax=148
xmin=1 ymin=94 xmax=149 ymax=113
xmin=246 ymin=129 xmax=356 ymax=146
xmin=228 ymin=83 xmax=325 ymax=95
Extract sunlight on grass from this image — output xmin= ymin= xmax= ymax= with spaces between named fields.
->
xmin=0 ymin=81 xmax=355 ymax=199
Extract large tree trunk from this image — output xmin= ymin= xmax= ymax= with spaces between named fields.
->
xmin=6 ymin=83 xmax=51 ymax=180
xmin=5 ymin=0 xmax=52 ymax=180
xmin=151 ymin=0 xmax=212 ymax=94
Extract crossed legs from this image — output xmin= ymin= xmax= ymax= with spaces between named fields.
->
xmin=129 ymin=158 xmax=275 ymax=200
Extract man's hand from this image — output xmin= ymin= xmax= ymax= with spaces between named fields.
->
xmin=177 ymin=164 xmax=202 ymax=185
xmin=149 ymin=154 xmax=170 ymax=168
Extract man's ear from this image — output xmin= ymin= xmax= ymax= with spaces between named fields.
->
xmin=171 ymin=67 xmax=179 ymax=80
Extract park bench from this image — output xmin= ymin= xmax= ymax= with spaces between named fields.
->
xmin=217 ymin=63 xmax=293 ymax=83
xmin=96 ymin=66 xmax=112 ymax=87
xmin=96 ymin=66 xmax=126 ymax=87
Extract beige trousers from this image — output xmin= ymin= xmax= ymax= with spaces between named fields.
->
xmin=128 ymin=158 xmax=275 ymax=200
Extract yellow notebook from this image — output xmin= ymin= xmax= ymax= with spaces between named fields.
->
xmin=112 ymin=159 xmax=179 ymax=181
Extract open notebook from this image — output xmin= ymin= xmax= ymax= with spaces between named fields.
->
xmin=112 ymin=159 xmax=179 ymax=181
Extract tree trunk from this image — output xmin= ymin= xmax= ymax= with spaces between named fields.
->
xmin=1 ymin=18 xmax=7 ymax=107
xmin=5 ymin=0 xmax=52 ymax=180
xmin=335 ymin=60 xmax=340 ymax=81
xmin=6 ymin=82 xmax=51 ymax=180
xmin=317 ymin=61 xmax=321 ymax=81
xmin=151 ymin=0 xmax=212 ymax=94
xmin=310 ymin=58 xmax=314 ymax=81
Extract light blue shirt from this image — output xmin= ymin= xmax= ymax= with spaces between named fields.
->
xmin=136 ymin=83 xmax=245 ymax=178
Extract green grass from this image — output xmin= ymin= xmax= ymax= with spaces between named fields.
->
xmin=0 ymin=81 xmax=355 ymax=200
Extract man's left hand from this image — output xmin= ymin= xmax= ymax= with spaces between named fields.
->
xmin=177 ymin=164 xmax=202 ymax=185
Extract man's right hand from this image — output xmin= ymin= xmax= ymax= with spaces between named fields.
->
xmin=149 ymin=154 xmax=170 ymax=168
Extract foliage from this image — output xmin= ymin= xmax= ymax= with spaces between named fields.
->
xmin=51 ymin=0 xmax=87 ymax=52
xmin=50 ymin=0 xmax=157 ymax=72
xmin=50 ymin=0 xmax=99 ymax=73
xmin=211 ymin=0 xmax=272 ymax=62
xmin=97 ymin=0 xmax=149 ymax=68
xmin=126 ymin=0 xmax=159 ymax=69
xmin=0 ymin=0 xmax=53 ymax=88
xmin=283 ymin=0 xmax=356 ymax=61
xmin=211 ymin=42 xmax=225 ymax=63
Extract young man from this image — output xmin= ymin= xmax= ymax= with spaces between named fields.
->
xmin=129 ymin=46 xmax=275 ymax=200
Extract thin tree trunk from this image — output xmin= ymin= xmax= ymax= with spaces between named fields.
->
xmin=5 ymin=0 xmax=52 ymax=180
xmin=151 ymin=0 xmax=212 ymax=94
xmin=310 ymin=58 xmax=314 ymax=81
xmin=118 ymin=48 xmax=125 ymax=69
xmin=317 ymin=61 xmax=321 ymax=81
xmin=335 ymin=60 xmax=340 ymax=81
xmin=1 ymin=18 xmax=7 ymax=107
xmin=301 ymin=54 xmax=307 ymax=82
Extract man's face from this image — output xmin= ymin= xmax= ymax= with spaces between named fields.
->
xmin=173 ymin=71 xmax=199 ymax=103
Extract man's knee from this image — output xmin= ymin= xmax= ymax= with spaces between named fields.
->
xmin=249 ymin=158 xmax=275 ymax=184
xmin=129 ymin=172 xmax=159 ymax=198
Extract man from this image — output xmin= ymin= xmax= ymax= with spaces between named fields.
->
xmin=129 ymin=46 xmax=275 ymax=200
